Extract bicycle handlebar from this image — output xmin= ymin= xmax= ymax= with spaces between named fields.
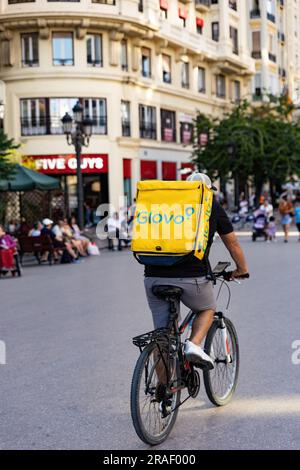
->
xmin=214 ymin=270 xmax=250 ymax=281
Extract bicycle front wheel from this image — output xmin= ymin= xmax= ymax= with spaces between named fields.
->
xmin=130 ymin=341 xmax=181 ymax=446
xmin=203 ymin=317 xmax=239 ymax=406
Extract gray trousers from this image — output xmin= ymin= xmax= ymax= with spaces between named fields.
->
xmin=144 ymin=277 xmax=217 ymax=329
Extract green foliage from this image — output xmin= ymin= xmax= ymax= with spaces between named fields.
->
xmin=193 ymin=96 xmax=300 ymax=189
xmin=0 ymin=131 xmax=19 ymax=180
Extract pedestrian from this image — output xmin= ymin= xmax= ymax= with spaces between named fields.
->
xmin=0 ymin=224 xmax=17 ymax=273
xmin=279 ymin=194 xmax=294 ymax=243
xmin=260 ymin=199 xmax=273 ymax=221
xmin=29 ymin=221 xmax=43 ymax=237
xmin=294 ymin=198 xmax=300 ymax=242
xmin=267 ymin=216 xmax=277 ymax=242
xmin=107 ymin=212 xmax=122 ymax=251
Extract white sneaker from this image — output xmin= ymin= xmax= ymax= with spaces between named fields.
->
xmin=184 ymin=340 xmax=214 ymax=370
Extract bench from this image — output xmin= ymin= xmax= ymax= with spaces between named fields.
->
xmin=17 ymin=235 xmax=60 ymax=266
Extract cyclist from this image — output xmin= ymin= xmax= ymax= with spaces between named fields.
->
xmin=144 ymin=172 xmax=249 ymax=370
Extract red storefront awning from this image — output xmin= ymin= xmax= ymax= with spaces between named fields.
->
xmin=162 ymin=161 xmax=177 ymax=181
xmin=123 ymin=158 xmax=131 ymax=179
xmin=140 ymin=160 xmax=157 ymax=180
xmin=160 ymin=0 xmax=168 ymax=10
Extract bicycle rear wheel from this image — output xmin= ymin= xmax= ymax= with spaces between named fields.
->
xmin=130 ymin=341 xmax=181 ymax=446
xmin=203 ymin=317 xmax=239 ymax=406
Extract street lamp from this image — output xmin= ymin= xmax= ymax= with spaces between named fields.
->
xmin=61 ymin=101 xmax=93 ymax=229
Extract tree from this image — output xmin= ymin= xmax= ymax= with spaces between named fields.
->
xmin=193 ymin=96 xmax=300 ymax=204
xmin=0 ymin=131 xmax=19 ymax=180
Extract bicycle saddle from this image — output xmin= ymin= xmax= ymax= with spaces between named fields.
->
xmin=152 ymin=285 xmax=183 ymax=299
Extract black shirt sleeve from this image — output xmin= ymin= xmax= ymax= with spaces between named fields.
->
xmin=215 ymin=202 xmax=234 ymax=236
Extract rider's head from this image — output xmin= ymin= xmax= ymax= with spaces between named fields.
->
xmin=187 ymin=171 xmax=217 ymax=191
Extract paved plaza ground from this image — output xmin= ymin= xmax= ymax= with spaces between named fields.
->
xmin=0 ymin=236 xmax=299 ymax=450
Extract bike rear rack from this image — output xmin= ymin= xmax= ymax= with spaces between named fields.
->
xmin=132 ymin=328 xmax=170 ymax=349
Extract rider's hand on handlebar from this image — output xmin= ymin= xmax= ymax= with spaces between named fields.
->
xmin=231 ymin=268 xmax=250 ymax=280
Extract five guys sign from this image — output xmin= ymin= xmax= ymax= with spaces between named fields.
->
xmin=28 ymin=154 xmax=108 ymax=174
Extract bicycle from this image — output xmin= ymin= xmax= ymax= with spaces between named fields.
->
xmin=130 ymin=262 xmax=249 ymax=446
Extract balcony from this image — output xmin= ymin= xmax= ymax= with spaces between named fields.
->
xmin=140 ymin=122 xmax=156 ymax=140
xmin=250 ymin=9 xmax=261 ymax=19
xmin=195 ymin=0 xmax=211 ymax=13
xmin=252 ymin=51 xmax=262 ymax=59
xmin=122 ymin=120 xmax=131 ymax=137
xmin=21 ymin=115 xmax=107 ymax=136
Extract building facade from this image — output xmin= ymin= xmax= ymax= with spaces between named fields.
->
xmin=0 ymin=0 xmax=262 ymax=218
xmin=249 ymin=0 xmax=300 ymax=103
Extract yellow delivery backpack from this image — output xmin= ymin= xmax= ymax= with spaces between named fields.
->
xmin=131 ymin=180 xmax=213 ymax=266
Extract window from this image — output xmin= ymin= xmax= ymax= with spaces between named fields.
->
xmin=141 ymin=47 xmax=151 ymax=78
xmin=178 ymin=6 xmax=188 ymax=28
xmin=233 ymin=80 xmax=241 ymax=103
xmin=160 ymin=0 xmax=168 ymax=19
xmin=253 ymin=73 xmax=262 ymax=99
xmin=121 ymin=101 xmax=131 ymax=137
xmin=180 ymin=122 xmax=193 ymax=145
xmin=161 ymin=109 xmax=176 ymax=142
xmin=212 ymin=22 xmax=219 ymax=41
xmin=91 ymin=0 xmax=116 ymax=4
xmin=230 ymin=26 xmax=238 ymax=54
xmin=49 ymin=98 xmax=78 ymax=134
xmin=20 ymin=98 xmax=46 ymax=136
xmin=181 ymin=62 xmax=189 ymax=89
xmin=198 ymin=67 xmax=206 ymax=93
xmin=120 ymin=40 xmax=128 ymax=71
xmin=21 ymin=33 xmax=39 ymax=67
xmin=138 ymin=0 xmax=143 ymax=12
xmin=162 ymin=54 xmax=171 ymax=83
xmin=139 ymin=105 xmax=156 ymax=139
xmin=252 ymin=31 xmax=261 ymax=58
xmin=162 ymin=162 xmax=177 ymax=181
xmin=52 ymin=32 xmax=74 ymax=66
xmin=8 ymin=0 xmax=35 ymax=3
xmin=83 ymin=98 xmax=107 ymax=134
xmin=229 ymin=0 xmax=237 ymax=10
xmin=86 ymin=34 xmax=102 ymax=67
xmin=216 ymin=74 xmax=226 ymax=98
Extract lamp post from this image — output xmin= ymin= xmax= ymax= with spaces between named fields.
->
xmin=227 ymin=141 xmax=239 ymax=209
xmin=0 ymin=100 xmax=5 ymax=131
xmin=61 ymin=101 xmax=93 ymax=229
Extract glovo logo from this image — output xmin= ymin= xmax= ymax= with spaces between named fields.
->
xmin=136 ymin=206 xmax=195 ymax=225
